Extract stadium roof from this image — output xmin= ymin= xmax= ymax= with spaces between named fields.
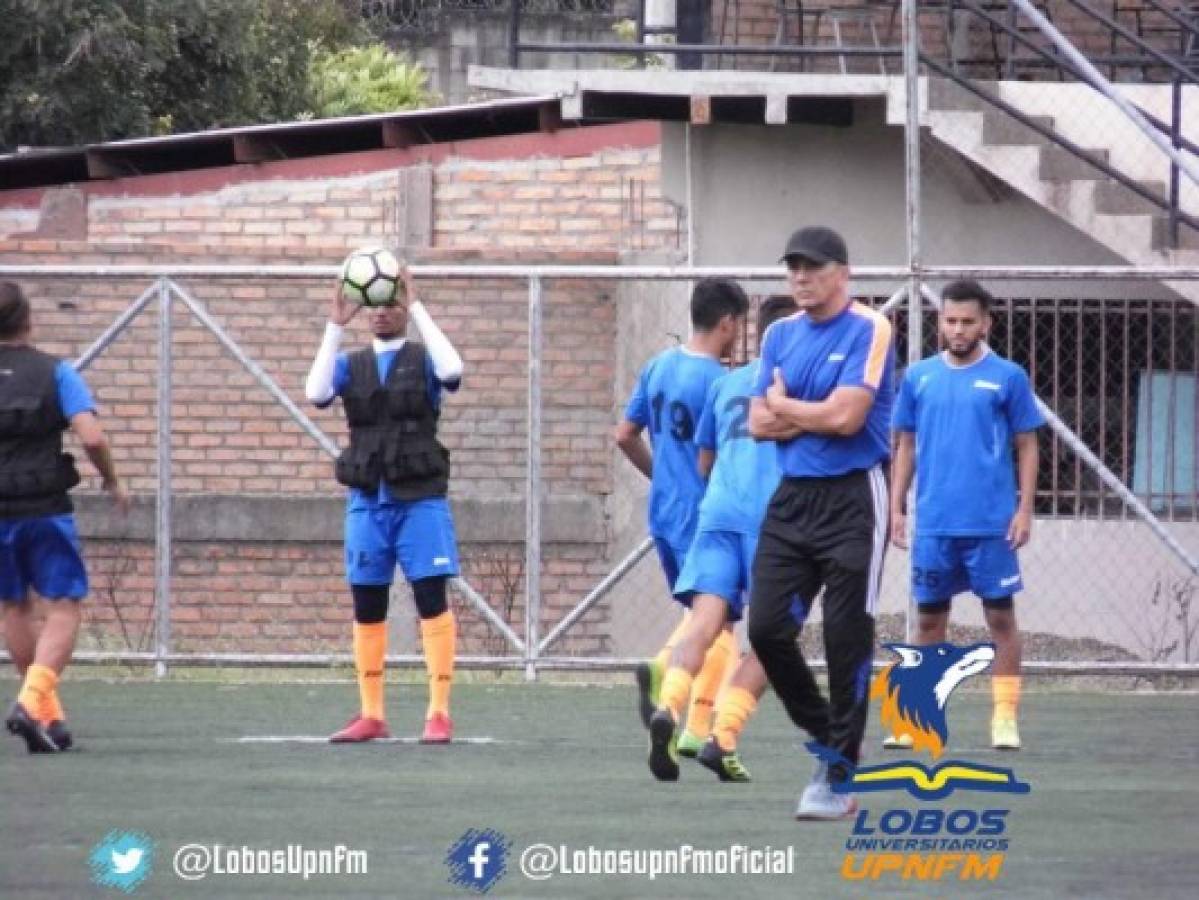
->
xmin=0 ymin=95 xmax=575 ymax=192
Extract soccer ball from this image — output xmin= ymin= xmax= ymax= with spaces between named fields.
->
xmin=341 ymin=246 xmax=401 ymax=307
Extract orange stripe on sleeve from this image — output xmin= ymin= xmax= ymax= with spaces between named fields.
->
xmin=853 ymin=302 xmax=893 ymax=389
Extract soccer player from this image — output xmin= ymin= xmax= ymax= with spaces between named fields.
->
xmin=647 ymin=295 xmax=798 ymax=783
xmin=747 ymin=226 xmax=894 ymax=820
xmin=1 ymin=281 xmax=129 ymax=753
xmin=306 ymin=264 xmax=463 ymax=744
xmin=888 ymin=279 xmax=1043 ymax=751
xmin=615 ymin=279 xmax=749 ymax=742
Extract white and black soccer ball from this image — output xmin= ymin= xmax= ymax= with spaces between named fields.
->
xmin=340 ymin=246 xmax=401 ymax=307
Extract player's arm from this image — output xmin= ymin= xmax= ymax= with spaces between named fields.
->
xmin=748 ymin=397 xmax=802 ymax=441
xmin=403 ymin=266 xmax=463 ymax=385
xmin=746 ymin=324 xmax=802 ymax=441
xmin=765 ymin=313 xmax=890 ymax=437
xmin=763 ymin=373 xmax=876 ymax=437
xmin=1008 ymin=430 xmax=1039 ymax=549
xmin=889 ymin=430 xmax=915 ymax=549
xmin=698 ymin=447 xmax=715 ymax=479
xmin=614 ymin=419 xmax=653 ymax=479
xmin=70 ymin=411 xmax=129 ymax=514
xmin=305 ymin=284 xmax=358 ymax=405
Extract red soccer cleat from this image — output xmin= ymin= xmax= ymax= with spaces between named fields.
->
xmin=420 ymin=712 xmax=453 ymax=744
xmin=329 ymin=714 xmax=390 ymax=743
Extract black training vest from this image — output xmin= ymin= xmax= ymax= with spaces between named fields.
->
xmin=334 ymin=341 xmax=450 ymax=500
xmin=0 ymin=345 xmax=81 ymax=520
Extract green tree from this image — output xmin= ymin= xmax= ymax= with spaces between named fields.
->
xmin=0 ymin=0 xmax=366 ymax=148
xmin=306 ymin=44 xmax=434 ymax=119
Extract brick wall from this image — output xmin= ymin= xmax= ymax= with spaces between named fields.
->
xmin=0 ymin=125 xmax=678 ymax=660
xmin=0 ymin=240 xmax=618 ymax=658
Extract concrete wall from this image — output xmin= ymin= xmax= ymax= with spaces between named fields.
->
xmin=660 ymin=105 xmax=1192 ymax=302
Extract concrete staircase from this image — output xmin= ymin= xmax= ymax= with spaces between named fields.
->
xmin=913 ymin=78 xmax=1199 ymax=293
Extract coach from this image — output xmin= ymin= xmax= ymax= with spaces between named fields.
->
xmin=746 ymin=226 xmax=895 ymax=820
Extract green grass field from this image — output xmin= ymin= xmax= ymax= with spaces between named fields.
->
xmin=3 ymin=678 xmax=1198 ymax=899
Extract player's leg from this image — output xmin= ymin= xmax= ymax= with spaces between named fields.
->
xmin=747 ymin=481 xmax=829 ymax=748
xmin=636 ymin=538 xmax=689 ymax=729
xmin=699 ymin=650 xmax=767 ymax=782
xmin=649 ymin=593 xmax=728 ymax=781
xmin=395 ymin=497 xmax=459 ymax=743
xmin=7 ymin=516 xmax=88 ymax=753
xmin=664 ymin=531 xmax=741 ymax=755
xmin=331 ymin=508 xmax=395 ymax=742
xmin=796 ymin=469 xmax=886 ymax=820
xmin=678 ymin=621 xmax=737 ymax=754
xmin=965 ymin=536 xmax=1025 ymax=749
xmin=984 ymin=598 xmax=1021 ymax=749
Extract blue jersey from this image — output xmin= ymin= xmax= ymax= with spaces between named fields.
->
xmin=56 ymin=362 xmax=95 ymax=419
xmin=624 ymin=346 xmax=726 ymax=550
xmin=323 ymin=344 xmax=460 ymax=510
xmin=695 ymin=361 xmax=781 ymax=535
xmin=893 ymin=348 xmax=1045 ymax=537
xmin=752 ymin=302 xmax=895 ymax=478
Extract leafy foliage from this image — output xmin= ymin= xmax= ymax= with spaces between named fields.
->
xmin=0 ymin=0 xmax=372 ymax=148
xmin=305 ymin=44 xmax=434 ymax=119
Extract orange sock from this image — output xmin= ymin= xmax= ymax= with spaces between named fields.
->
xmin=685 ymin=631 xmax=737 ymax=739
xmin=653 ymin=615 xmax=691 ymax=673
xmin=17 ymin=664 xmax=57 ymax=725
xmin=352 ymin=622 xmax=387 ymax=721
xmin=713 ymin=686 xmax=759 ymax=752
xmin=992 ymin=676 xmax=1022 ymax=721
xmin=46 ymin=690 xmax=66 ymax=723
xmin=420 ymin=611 xmax=456 ymax=719
xmin=659 ymin=666 xmax=694 ymax=720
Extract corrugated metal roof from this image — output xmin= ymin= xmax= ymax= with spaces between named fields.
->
xmin=0 ymin=95 xmax=575 ymax=191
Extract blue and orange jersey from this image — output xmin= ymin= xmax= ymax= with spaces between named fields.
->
xmin=752 ymin=301 xmax=895 ymax=477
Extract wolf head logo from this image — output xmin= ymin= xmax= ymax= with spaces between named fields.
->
xmin=871 ymin=642 xmax=995 ymax=759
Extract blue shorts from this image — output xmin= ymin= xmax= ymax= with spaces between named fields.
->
xmin=911 ymin=535 xmax=1023 ymax=604
xmin=652 ymin=536 xmax=690 ymax=592
xmin=672 ymin=529 xmax=757 ymax=623
xmin=345 ymin=498 xmax=460 ymax=585
xmin=0 ymin=515 xmax=88 ymax=601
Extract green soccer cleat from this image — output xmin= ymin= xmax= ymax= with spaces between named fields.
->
xmin=647 ymin=709 xmax=680 ymax=782
xmin=676 ymin=730 xmax=704 ymax=759
xmin=697 ymin=738 xmax=752 ymax=783
xmin=635 ymin=660 xmax=661 ymax=729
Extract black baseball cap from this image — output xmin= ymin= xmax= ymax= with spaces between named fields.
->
xmin=780 ymin=226 xmax=849 ymax=265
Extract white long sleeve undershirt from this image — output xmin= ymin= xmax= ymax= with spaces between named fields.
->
xmin=304 ymin=301 xmax=463 ymax=406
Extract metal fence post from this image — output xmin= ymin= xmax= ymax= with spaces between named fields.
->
xmin=154 ymin=278 xmax=173 ymax=678
xmin=525 ymin=275 xmax=543 ymax=681
xmin=902 ymin=0 xmax=922 ymax=645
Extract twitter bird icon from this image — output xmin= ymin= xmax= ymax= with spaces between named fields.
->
xmin=89 ymin=831 xmax=154 ymax=893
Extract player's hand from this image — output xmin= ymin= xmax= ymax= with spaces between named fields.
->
xmin=105 ymin=478 xmax=131 ymax=516
xmin=766 ymin=367 xmax=788 ymax=408
xmin=890 ymin=511 xmax=909 ymax=549
xmin=1007 ymin=508 xmax=1032 ymax=549
xmin=329 ymin=283 xmax=362 ymax=327
xmin=398 ymin=263 xmax=414 ymax=310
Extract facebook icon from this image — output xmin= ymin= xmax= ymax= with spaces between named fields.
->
xmin=446 ymin=828 xmax=510 ymax=894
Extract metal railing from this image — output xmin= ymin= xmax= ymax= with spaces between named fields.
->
xmin=1 ymin=261 xmax=1196 ymax=677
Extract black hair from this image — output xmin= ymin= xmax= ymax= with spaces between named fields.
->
xmin=756 ymin=295 xmax=798 ymax=350
xmin=0 ymin=281 xmax=31 ymax=340
xmin=941 ymin=279 xmax=994 ymax=313
xmin=690 ymin=278 xmax=750 ymax=331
